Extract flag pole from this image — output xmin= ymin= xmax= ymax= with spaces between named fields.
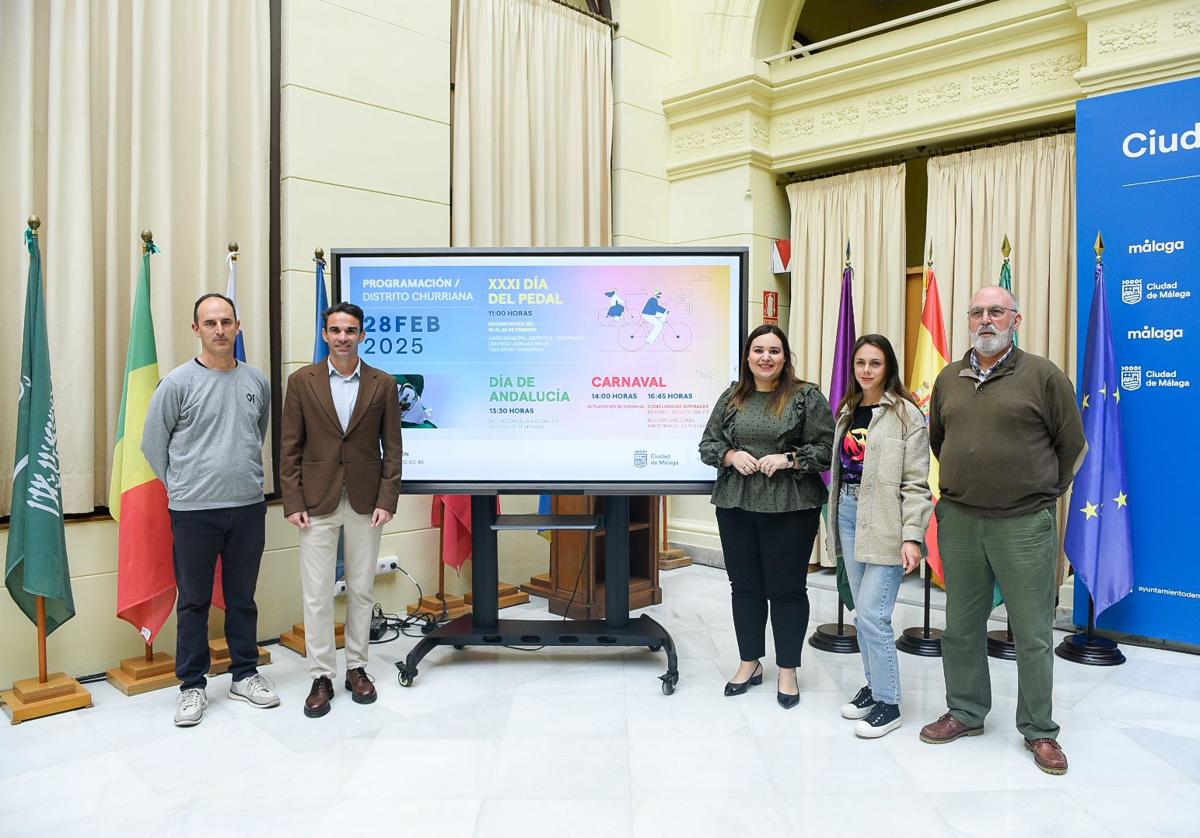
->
xmin=145 ymin=230 xmax=158 ymax=668
xmin=987 ymin=234 xmax=1018 ymax=661
xmin=809 ymin=238 xmax=859 ymax=655
xmin=29 ymin=215 xmax=50 ymax=687
xmin=1055 ymin=231 xmax=1127 ymax=667
xmin=36 ymin=596 xmax=48 ymax=684
xmin=898 ymin=243 xmax=944 ymax=657
xmin=1 ymin=215 xmax=94 ymax=721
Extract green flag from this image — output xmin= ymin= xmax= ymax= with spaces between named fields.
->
xmin=999 ymin=257 xmax=1016 ymax=349
xmin=4 ymin=226 xmax=75 ymax=635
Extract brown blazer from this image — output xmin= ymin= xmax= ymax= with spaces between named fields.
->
xmin=280 ymin=360 xmax=403 ymax=517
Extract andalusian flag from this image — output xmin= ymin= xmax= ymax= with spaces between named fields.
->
xmin=110 ymin=241 xmax=175 ymax=643
xmin=907 ymin=259 xmax=951 ymax=583
xmin=5 ymin=225 xmax=75 ymax=635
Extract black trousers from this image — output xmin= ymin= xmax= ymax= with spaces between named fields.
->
xmin=170 ymin=501 xmax=267 ymax=690
xmin=716 ymin=506 xmax=820 ymax=668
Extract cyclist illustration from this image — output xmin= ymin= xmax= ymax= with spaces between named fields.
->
xmin=642 ymin=290 xmax=669 ymax=343
xmin=604 ymin=289 xmax=626 ymax=319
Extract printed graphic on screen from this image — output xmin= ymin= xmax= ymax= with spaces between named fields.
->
xmin=339 ymin=252 xmax=743 ymax=486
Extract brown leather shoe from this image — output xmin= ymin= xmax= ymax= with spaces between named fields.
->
xmin=345 ymin=667 xmax=377 ymax=704
xmin=919 ymin=712 xmax=984 ymax=744
xmin=304 ymin=676 xmax=333 ymax=718
xmin=1025 ymin=737 xmax=1068 ymax=775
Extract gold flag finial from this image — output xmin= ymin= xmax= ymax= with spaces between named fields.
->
xmin=28 ymin=214 xmax=41 ymax=233
xmin=845 ymin=239 xmax=851 ymax=267
xmin=927 ymin=241 xmax=933 ymax=267
xmin=1094 ymin=231 xmax=1105 ymax=262
xmin=1001 ymin=234 xmax=1011 ymax=261
xmin=141 ymin=229 xmax=154 ymax=253
xmin=314 ymin=247 xmax=325 ymax=261
xmin=228 ymin=241 xmax=239 ymax=259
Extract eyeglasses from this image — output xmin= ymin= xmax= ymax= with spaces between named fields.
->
xmin=967 ymin=305 xmax=1018 ymax=321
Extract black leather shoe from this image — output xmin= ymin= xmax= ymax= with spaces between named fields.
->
xmin=723 ymin=662 xmax=763 ymax=697
xmin=777 ymin=669 xmax=799 ymax=709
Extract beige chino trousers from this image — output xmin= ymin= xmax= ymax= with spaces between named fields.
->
xmin=299 ymin=493 xmax=382 ymax=680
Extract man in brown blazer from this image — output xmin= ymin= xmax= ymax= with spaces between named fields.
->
xmin=280 ymin=301 xmax=403 ymax=718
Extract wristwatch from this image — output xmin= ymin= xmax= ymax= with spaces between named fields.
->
xmin=785 ymin=451 xmax=795 ymax=467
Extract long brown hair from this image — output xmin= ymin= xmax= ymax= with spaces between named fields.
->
xmin=835 ymin=333 xmax=920 ymax=422
xmin=729 ymin=325 xmax=805 ymax=416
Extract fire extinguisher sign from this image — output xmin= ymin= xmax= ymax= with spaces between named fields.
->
xmin=762 ymin=290 xmax=779 ymax=325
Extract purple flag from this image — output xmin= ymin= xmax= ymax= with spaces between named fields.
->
xmin=1063 ymin=259 xmax=1133 ymax=616
xmin=829 ymin=259 xmax=857 ymax=415
xmin=823 ymin=255 xmax=856 ymax=487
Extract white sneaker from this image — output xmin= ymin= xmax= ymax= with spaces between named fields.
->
xmin=229 ymin=673 xmax=280 ymax=708
xmin=855 ymin=702 xmax=902 ymax=739
xmin=174 ymin=687 xmax=208 ymax=727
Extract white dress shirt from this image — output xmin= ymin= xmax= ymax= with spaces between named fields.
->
xmin=328 ymin=359 xmax=361 ymax=432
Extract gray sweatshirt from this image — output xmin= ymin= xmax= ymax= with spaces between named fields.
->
xmin=141 ymin=359 xmax=271 ymax=511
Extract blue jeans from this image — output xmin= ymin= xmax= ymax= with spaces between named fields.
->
xmin=838 ymin=492 xmax=904 ymax=705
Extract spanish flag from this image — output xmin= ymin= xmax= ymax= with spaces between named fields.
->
xmin=907 ymin=261 xmax=950 ymax=583
xmin=110 ymin=241 xmax=175 ymax=643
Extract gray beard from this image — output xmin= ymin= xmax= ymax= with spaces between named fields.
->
xmin=972 ymin=327 xmax=1012 ymax=357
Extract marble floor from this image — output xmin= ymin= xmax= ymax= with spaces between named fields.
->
xmin=3 ymin=564 xmax=1200 ymax=837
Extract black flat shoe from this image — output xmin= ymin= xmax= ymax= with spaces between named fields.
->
xmin=723 ymin=662 xmax=764 ymax=697
xmin=777 ymin=670 xmax=799 ymax=709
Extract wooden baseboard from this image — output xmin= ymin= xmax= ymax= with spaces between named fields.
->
xmin=1 ymin=673 xmax=92 ymax=724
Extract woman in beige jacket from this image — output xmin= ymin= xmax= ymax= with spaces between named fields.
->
xmin=828 ymin=334 xmax=933 ymax=739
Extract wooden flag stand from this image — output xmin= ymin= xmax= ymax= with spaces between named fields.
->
xmin=208 ymin=637 xmax=272 ymax=675
xmin=658 ymin=496 xmax=693 ymax=571
xmin=280 ymin=622 xmax=346 ymax=656
xmin=106 ymin=643 xmax=179 ymax=696
xmin=1 ymin=597 xmax=92 ymax=724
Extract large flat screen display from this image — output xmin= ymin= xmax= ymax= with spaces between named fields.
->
xmin=332 ymin=248 xmax=747 ymax=494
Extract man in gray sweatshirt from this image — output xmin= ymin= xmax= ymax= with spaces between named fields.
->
xmin=142 ymin=293 xmax=276 ymax=726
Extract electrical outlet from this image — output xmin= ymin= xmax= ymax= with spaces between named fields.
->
xmin=375 ymin=556 xmax=401 ymax=575
xmin=333 ymin=579 xmax=347 ymax=596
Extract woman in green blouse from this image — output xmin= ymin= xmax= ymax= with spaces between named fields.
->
xmin=699 ymin=324 xmax=834 ymax=708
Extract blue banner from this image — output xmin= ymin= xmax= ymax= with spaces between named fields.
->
xmin=1076 ymin=76 xmax=1200 ymax=645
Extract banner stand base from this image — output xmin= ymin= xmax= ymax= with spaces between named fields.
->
xmin=1 ymin=672 xmax=92 ymax=724
xmin=208 ymin=638 xmax=271 ymax=675
xmin=280 ymin=623 xmax=344 ymax=657
xmin=1055 ymin=632 xmax=1126 ymax=666
xmin=808 ymin=623 xmax=859 ymax=654
xmin=106 ymin=651 xmax=179 ymax=696
xmin=896 ymin=626 xmax=943 ymax=657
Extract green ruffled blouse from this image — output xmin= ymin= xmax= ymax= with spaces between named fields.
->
xmin=698 ymin=382 xmax=834 ymax=513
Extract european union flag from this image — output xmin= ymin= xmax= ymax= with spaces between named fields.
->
xmin=1064 ymin=248 xmax=1133 ymax=616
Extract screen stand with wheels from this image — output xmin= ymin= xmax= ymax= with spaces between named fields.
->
xmin=396 ymin=495 xmax=680 ymax=694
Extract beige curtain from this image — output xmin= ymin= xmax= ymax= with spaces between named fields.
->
xmin=452 ymin=0 xmax=612 ymax=247
xmin=0 ymin=0 xmax=271 ymax=515
xmin=786 ymin=164 xmax=906 ymax=566
xmin=924 ymin=133 xmax=1077 ymax=376
xmin=786 ymin=165 xmax=908 ymax=393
